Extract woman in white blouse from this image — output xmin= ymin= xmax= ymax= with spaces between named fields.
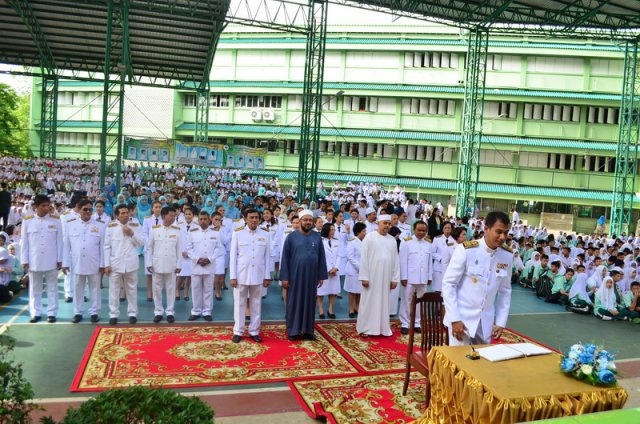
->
xmin=431 ymin=221 xmax=456 ymax=292
xmin=318 ymin=223 xmax=340 ymax=319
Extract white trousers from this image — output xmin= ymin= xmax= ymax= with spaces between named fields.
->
xmin=233 ymin=284 xmax=263 ymax=336
xmin=153 ymin=272 xmax=176 ymax=316
xmin=447 ymin=322 xmax=490 ymax=346
xmin=64 ymin=268 xmax=75 ymax=298
xmin=109 ymin=270 xmax=138 ymax=318
xmin=29 ymin=269 xmax=59 ymax=318
xmin=191 ymin=274 xmax=214 ymax=316
xmin=399 ymin=283 xmax=426 ymax=328
xmin=74 ymin=274 xmax=100 ymax=316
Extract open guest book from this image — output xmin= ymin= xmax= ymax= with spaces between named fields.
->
xmin=475 ymin=343 xmax=553 ymax=362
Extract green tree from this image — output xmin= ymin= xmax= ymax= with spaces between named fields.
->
xmin=0 ymin=83 xmax=30 ymax=157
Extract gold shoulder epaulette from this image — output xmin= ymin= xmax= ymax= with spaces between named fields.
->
xmin=129 ymin=223 xmax=139 ymax=227
xmin=66 ymin=218 xmax=76 ymax=223
xmin=261 ymin=227 xmax=269 ymax=232
xmin=190 ymin=227 xmax=200 ymax=232
xmin=348 ymin=237 xmax=355 ymax=241
xmin=108 ymin=222 xmax=118 ymax=227
xmin=145 ymin=215 xmax=152 ymax=219
xmin=171 ymin=225 xmax=180 ymax=230
xmin=333 ymin=237 xmax=339 ymax=241
xmin=463 ymin=241 xmax=479 ymax=249
xmin=213 ymin=227 xmax=220 ymax=231
xmin=501 ymin=244 xmax=513 ymax=253
xmin=235 ymin=226 xmax=245 ymax=232
xmin=23 ymin=215 xmax=33 ymax=220
xmin=404 ymin=236 xmax=413 ymax=241
xmin=233 ymin=218 xmax=241 ymax=222
xmin=426 ymin=236 xmax=432 ymax=243
xmin=152 ymin=225 xmax=161 ymax=229
xmin=50 ymin=215 xmax=60 ymax=219
xmin=62 ymin=211 xmax=70 ymax=215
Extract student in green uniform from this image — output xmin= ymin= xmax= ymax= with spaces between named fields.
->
xmin=595 ymin=269 xmax=629 ymax=321
xmin=546 ymin=268 xmax=575 ymax=305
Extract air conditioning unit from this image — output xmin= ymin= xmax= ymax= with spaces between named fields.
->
xmin=262 ymin=108 xmax=275 ymax=122
xmin=250 ymin=108 xmax=262 ymax=121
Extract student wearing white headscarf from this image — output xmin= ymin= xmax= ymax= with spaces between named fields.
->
xmin=595 ymin=270 xmax=629 ymax=321
xmin=587 ymin=265 xmax=607 ymax=291
xmin=520 ymin=251 xmax=540 ymax=288
xmin=568 ymin=273 xmax=593 ymax=313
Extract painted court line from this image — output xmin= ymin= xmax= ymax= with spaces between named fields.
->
xmin=0 ymin=303 xmax=30 ymax=336
xmin=33 ymin=387 xmax=290 ymax=403
xmin=510 ymin=311 xmax=571 ymax=316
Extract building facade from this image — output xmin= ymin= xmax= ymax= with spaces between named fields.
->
xmin=30 ymin=24 xmax=635 ymax=232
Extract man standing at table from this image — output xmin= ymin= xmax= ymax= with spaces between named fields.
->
xmin=280 ymin=209 xmax=328 ymax=341
xmin=356 ymin=214 xmax=400 ymax=337
xmin=442 ymin=211 xmax=513 ymax=345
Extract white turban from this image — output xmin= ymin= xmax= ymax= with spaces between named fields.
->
xmin=298 ymin=209 xmax=313 ymax=219
xmin=377 ymin=214 xmax=391 ymax=222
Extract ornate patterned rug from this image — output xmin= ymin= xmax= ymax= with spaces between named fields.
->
xmin=70 ymin=324 xmax=360 ymax=392
xmin=289 ymin=372 xmax=427 ymax=424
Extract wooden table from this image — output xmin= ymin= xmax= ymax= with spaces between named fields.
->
xmin=414 ymin=345 xmax=628 ymax=424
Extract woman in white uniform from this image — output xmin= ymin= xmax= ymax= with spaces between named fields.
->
xmin=431 ymin=221 xmax=456 ymax=292
xmin=279 ymin=215 xmax=300 ymax=305
xmin=344 ymin=222 xmax=366 ymax=318
xmin=318 ymin=223 xmax=340 ymax=319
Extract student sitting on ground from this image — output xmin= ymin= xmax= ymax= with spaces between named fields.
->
xmin=520 ymin=251 xmax=541 ymax=288
xmin=595 ymin=269 xmax=629 ymax=321
xmin=546 ymin=267 xmax=574 ymax=305
xmin=536 ymin=258 xmax=558 ymax=298
xmin=622 ymin=281 xmax=640 ymax=323
xmin=532 ymin=254 xmax=551 ymax=290
xmin=567 ymin=270 xmax=593 ymax=314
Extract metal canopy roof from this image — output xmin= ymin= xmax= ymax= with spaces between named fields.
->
xmin=0 ymin=0 xmax=229 ymax=84
xmin=336 ymin=0 xmax=640 ymax=35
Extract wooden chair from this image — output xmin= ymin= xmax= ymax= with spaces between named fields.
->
xmin=402 ymin=292 xmax=448 ymax=407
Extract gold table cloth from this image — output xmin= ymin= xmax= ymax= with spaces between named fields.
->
xmin=415 ymin=345 xmax=627 ymax=424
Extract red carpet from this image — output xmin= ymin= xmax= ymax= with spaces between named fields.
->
xmin=290 ymin=372 xmax=427 ymax=424
xmin=70 ymin=324 xmax=359 ymax=392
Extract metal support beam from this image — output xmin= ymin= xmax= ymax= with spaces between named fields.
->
xmin=39 ymin=75 xmax=59 ymax=158
xmin=6 ymin=0 xmax=57 ymax=74
xmin=297 ymin=0 xmax=328 ymax=202
xmin=99 ymin=0 xmax=128 ymax=190
xmin=194 ymin=87 xmax=211 ymax=143
xmin=455 ymin=28 xmax=488 ymax=218
xmin=610 ymin=38 xmax=640 ymax=236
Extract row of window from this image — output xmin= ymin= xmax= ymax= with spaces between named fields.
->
xmin=55 ymin=132 xmax=101 ymax=146
xmin=181 ymin=93 xmax=621 ymax=125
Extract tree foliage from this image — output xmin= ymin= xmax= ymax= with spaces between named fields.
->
xmin=0 ymin=335 xmax=41 ymax=424
xmin=0 ymin=83 xmax=30 ymax=157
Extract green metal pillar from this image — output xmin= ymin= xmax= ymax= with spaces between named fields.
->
xmin=455 ymin=28 xmax=488 ymax=218
xmin=195 ymin=86 xmax=211 ymax=143
xmin=297 ymin=0 xmax=328 ymax=202
xmin=99 ymin=0 xmax=129 ymax=190
xmin=610 ymin=38 xmax=640 ymax=236
xmin=39 ymin=75 xmax=59 ymax=158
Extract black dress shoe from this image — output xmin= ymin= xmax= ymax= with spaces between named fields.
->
xmin=303 ymin=334 xmax=317 ymax=341
xmin=203 ymin=315 xmax=212 ymax=321
xmin=188 ymin=314 xmax=200 ymax=321
xmin=147 ymin=297 xmax=152 ymax=302
xmin=175 ymin=297 xmax=180 ymax=302
xmin=90 ymin=315 xmax=99 ymax=323
xmin=400 ymin=327 xmax=409 ymax=335
xmin=251 ymin=335 xmax=263 ymax=343
xmin=223 ymin=286 xmax=229 ymax=290
xmin=215 ymin=295 xmax=222 ymax=301
xmin=348 ymin=312 xmax=356 ymax=318
xmin=153 ymin=315 xmax=163 ymax=323
xmin=47 ymin=316 xmax=56 ymax=323
xmin=287 ymin=335 xmax=299 ymax=342
xmin=71 ymin=314 xmax=82 ymax=324
xmin=167 ymin=315 xmax=175 ymax=323
xmin=336 ymin=294 xmax=343 ymax=299
xmin=129 ymin=316 xmax=137 ymax=324
xmin=84 ymin=296 xmax=88 ymax=302
xmin=184 ymin=296 xmax=189 ymax=301
xmin=65 ymin=297 xmax=73 ymax=303
xmin=109 ymin=318 xmax=118 ymax=325
xmin=319 ymin=314 xmax=325 ymax=319
xmin=414 ymin=327 xmax=422 ymax=334
xmin=119 ymin=297 xmax=126 ymax=303
xmin=29 ymin=316 xmax=41 ymax=323
xmin=328 ymin=313 xmax=336 ymax=319
xmin=232 ymin=335 xmax=241 ymax=343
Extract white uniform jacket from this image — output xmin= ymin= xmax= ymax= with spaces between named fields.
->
xmin=144 ymin=224 xmax=182 ymax=273
xmin=399 ymin=236 xmax=433 ymax=285
xmin=442 ymin=238 xmax=513 ymax=341
xmin=20 ymin=214 xmax=63 ymax=271
xmin=62 ymin=218 xmax=105 ymax=274
xmin=104 ymin=220 xmax=145 ymax=273
xmin=229 ymin=226 xmax=270 ymax=285
xmin=187 ymin=226 xmax=223 ymax=275
xmin=432 ymin=234 xmax=456 ymax=273
xmin=344 ymin=237 xmax=362 ymax=277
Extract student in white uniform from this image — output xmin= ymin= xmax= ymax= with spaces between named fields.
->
xmin=104 ymin=204 xmax=145 ymax=325
xmin=431 ymin=221 xmax=456 ymax=292
xmin=142 ymin=201 xmax=162 ymax=302
xmin=145 ymin=206 xmax=182 ymax=324
xmin=21 ymin=195 xmax=63 ymax=323
xmin=177 ymin=207 xmax=196 ymax=302
xmin=60 ymin=198 xmax=81 ymax=303
xmin=344 ymin=222 xmax=366 ymax=318
xmin=63 ymin=199 xmax=105 ymax=323
xmin=398 ymin=220 xmax=433 ymax=334
xmin=442 ymin=211 xmax=513 ymax=346
xmin=317 ymin=223 xmax=340 ymax=319
xmin=186 ymin=210 xmax=222 ymax=321
xmin=230 ymin=209 xmax=271 ymax=343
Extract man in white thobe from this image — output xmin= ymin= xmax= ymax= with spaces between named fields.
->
xmin=356 ymin=214 xmax=400 ymax=337
xmin=230 ymin=209 xmax=271 ymax=343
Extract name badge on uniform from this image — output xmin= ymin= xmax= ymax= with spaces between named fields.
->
xmin=258 ymin=237 xmax=265 ymax=241
xmin=169 ymin=235 xmax=177 ymax=238
xmin=48 ymin=225 xmax=56 ymax=229
xmin=471 ymin=276 xmax=478 ymax=283
xmin=446 ymin=242 xmax=454 ymax=246
xmin=497 ymin=263 xmax=508 ymax=269
xmin=91 ymin=227 xmax=99 ymax=233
